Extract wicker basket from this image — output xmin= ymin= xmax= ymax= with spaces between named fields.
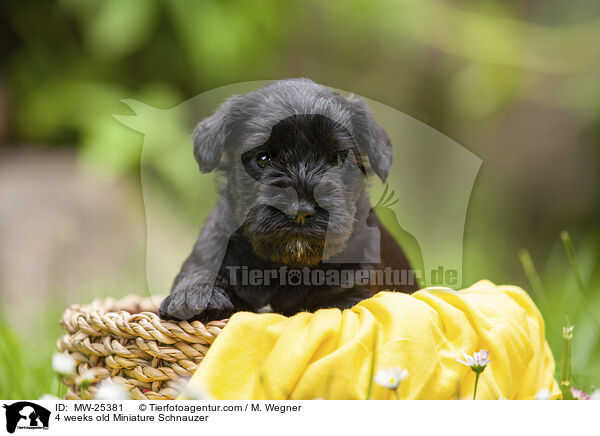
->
xmin=56 ymin=295 xmax=226 ymax=400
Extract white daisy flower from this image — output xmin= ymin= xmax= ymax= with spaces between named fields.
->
xmin=374 ymin=367 xmax=409 ymax=390
xmin=39 ymin=394 xmax=59 ymax=400
xmin=534 ymin=388 xmax=551 ymax=400
xmin=51 ymin=352 xmax=76 ymax=376
xmin=457 ymin=350 xmax=491 ymax=400
xmin=75 ymin=370 xmax=96 ymax=388
xmin=570 ymin=387 xmax=591 ymax=400
xmin=94 ymin=380 xmax=129 ymax=400
xmin=456 ymin=350 xmax=491 ymax=373
xmin=591 ymin=389 xmax=600 ymax=400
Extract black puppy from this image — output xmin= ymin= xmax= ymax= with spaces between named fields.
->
xmin=158 ymin=78 xmax=417 ymax=322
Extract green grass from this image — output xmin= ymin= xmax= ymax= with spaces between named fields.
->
xmin=518 ymin=232 xmax=600 ymax=393
xmin=0 ymin=282 xmax=140 ymax=400
xmin=0 ymin=305 xmax=64 ymax=399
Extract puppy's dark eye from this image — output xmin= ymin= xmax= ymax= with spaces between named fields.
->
xmin=329 ymin=153 xmax=342 ymax=167
xmin=255 ymin=152 xmax=271 ymax=169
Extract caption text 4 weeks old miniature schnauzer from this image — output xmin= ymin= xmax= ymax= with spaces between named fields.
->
xmin=159 ymin=78 xmax=417 ymax=322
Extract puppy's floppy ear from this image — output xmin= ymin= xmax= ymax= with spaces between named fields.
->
xmin=193 ymin=96 xmax=244 ymax=172
xmin=346 ymin=97 xmax=393 ymax=181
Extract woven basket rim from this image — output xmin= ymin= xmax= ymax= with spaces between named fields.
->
xmin=60 ymin=294 xmax=227 ymax=345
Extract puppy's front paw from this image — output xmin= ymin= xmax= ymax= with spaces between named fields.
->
xmin=158 ymin=284 xmax=234 ymax=322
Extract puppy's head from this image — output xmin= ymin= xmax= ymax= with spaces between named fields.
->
xmin=193 ymin=79 xmax=393 ymax=266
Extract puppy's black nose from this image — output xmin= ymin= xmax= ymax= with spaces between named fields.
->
xmin=287 ymin=201 xmax=316 ymax=225
xmin=295 ymin=209 xmax=315 ymax=225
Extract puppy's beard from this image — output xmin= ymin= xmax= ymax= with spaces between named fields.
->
xmin=246 ymin=229 xmax=353 ymax=267
xmin=242 ymin=202 xmax=354 ymax=266
xmin=248 ymin=233 xmax=325 ymax=267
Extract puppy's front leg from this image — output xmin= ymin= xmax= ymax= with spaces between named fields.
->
xmin=159 ymin=211 xmax=235 ymax=322
xmin=159 ymin=276 xmax=233 ymax=323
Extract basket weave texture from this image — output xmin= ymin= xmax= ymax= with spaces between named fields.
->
xmin=56 ymin=295 xmax=226 ymax=400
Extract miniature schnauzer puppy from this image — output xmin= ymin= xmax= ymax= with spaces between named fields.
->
xmin=158 ymin=78 xmax=417 ymax=322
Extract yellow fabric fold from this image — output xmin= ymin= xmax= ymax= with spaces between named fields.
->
xmin=182 ymin=280 xmax=560 ymax=399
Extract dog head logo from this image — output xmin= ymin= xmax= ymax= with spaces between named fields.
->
xmin=116 ymin=79 xmax=481 ymax=292
xmin=3 ymin=402 xmax=50 ymax=433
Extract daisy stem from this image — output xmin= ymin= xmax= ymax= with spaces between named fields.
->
xmin=472 ymin=372 xmax=481 ymax=400
xmin=56 ymin=375 xmax=65 ymax=398
xmin=394 ymin=389 xmax=400 ymax=400
xmin=560 ymin=324 xmax=574 ymax=400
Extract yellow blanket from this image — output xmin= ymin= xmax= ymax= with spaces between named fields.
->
xmin=183 ymin=280 xmax=560 ymax=399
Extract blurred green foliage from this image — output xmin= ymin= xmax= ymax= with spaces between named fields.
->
xmin=4 ymin=0 xmax=600 ymax=161
xmin=1 ymin=0 xmax=287 ymax=179
xmin=3 ymin=0 xmax=600 ymax=230
xmin=0 ymin=307 xmax=63 ymax=399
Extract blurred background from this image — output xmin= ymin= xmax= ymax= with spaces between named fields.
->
xmin=0 ymin=0 xmax=599 ymax=398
